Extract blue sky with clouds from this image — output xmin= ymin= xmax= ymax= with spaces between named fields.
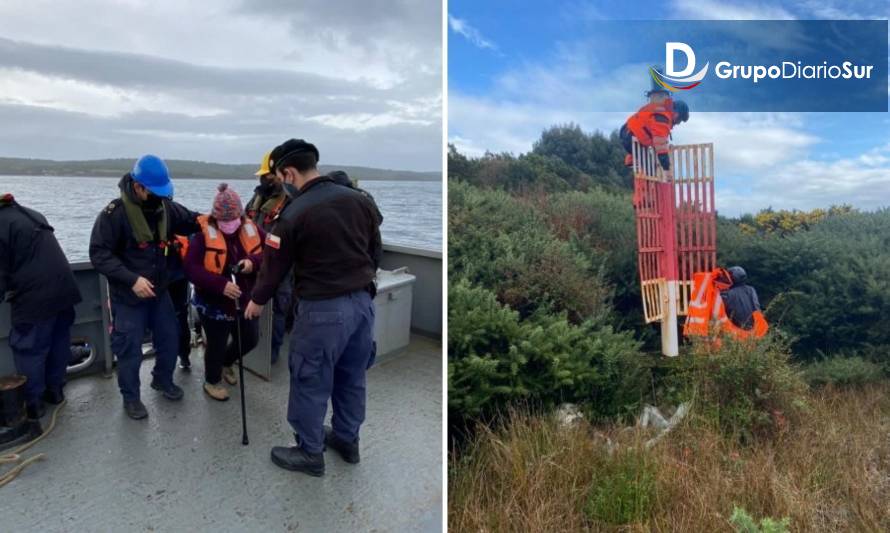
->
xmin=448 ymin=0 xmax=890 ymax=216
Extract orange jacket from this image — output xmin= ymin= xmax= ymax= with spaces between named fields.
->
xmin=625 ymin=99 xmax=676 ymax=155
xmin=684 ymin=268 xmax=769 ymax=341
xmin=196 ymin=215 xmax=262 ymax=275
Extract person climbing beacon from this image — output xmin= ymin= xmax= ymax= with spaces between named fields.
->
xmin=620 ymin=71 xmax=689 ymax=172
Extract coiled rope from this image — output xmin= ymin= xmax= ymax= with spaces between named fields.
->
xmin=0 ymin=400 xmax=66 ymax=487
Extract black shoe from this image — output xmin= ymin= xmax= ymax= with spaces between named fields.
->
xmin=26 ymin=401 xmax=46 ymax=420
xmin=124 ymin=400 xmax=148 ymax=420
xmin=179 ymin=356 xmax=191 ymax=371
xmin=150 ymin=379 xmax=184 ymax=401
xmin=43 ymin=388 xmax=65 ymax=405
xmin=270 ymin=446 xmax=325 ymax=477
xmin=324 ymin=425 xmax=360 ymax=464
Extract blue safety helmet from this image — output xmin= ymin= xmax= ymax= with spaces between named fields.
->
xmin=132 ymin=154 xmax=173 ymax=198
xmin=645 ymin=64 xmax=671 ymax=97
xmin=673 ymin=100 xmax=690 ymax=123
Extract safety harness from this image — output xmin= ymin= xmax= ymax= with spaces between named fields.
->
xmin=247 ymin=191 xmax=288 ymax=228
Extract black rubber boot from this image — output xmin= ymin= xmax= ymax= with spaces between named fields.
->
xmin=124 ymin=399 xmax=148 ymax=420
xmin=150 ymin=379 xmax=184 ymax=401
xmin=270 ymin=446 xmax=325 ymax=477
xmin=26 ymin=401 xmax=46 ymax=420
xmin=324 ymin=425 xmax=360 ymax=464
xmin=43 ymin=388 xmax=65 ymax=405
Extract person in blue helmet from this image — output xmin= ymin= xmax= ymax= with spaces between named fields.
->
xmin=89 ymin=155 xmax=201 ymax=420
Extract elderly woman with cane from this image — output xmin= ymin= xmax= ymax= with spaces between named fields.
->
xmin=184 ymin=183 xmax=264 ymax=401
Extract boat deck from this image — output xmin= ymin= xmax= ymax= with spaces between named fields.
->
xmin=2 ymin=335 xmax=442 ymax=532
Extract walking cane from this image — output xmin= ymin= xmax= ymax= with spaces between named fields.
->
xmin=231 ymin=268 xmax=249 ymax=446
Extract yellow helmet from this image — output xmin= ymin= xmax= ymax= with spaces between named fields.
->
xmin=254 ymin=151 xmax=272 ymax=176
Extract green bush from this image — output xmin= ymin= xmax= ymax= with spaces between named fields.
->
xmin=448 ymin=280 xmax=646 ymax=426
xmin=729 ymin=506 xmax=790 ymax=533
xmin=537 ymin=189 xmax=654 ymax=338
xmin=584 ymin=448 xmax=656 ymax=525
xmin=671 ymin=334 xmax=808 ymax=441
xmin=802 ymin=356 xmax=886 ymax=388
xmin=719 ymin=209 xmax=890 ymax=362
xmin=532 ymin=123 xmax=631 ymax=191
xmin=449 ymin=181 xmax=615 ymax=324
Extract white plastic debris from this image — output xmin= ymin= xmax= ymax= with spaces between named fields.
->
xmin=554 ymin=403 xmax=584 ymax=428
xmin=644 ymin=401 xmax=691 ymax=449
xmin=639 ymin=405 xmax=669 ymax=430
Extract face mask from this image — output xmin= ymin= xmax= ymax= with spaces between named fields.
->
xmin=218 ymin=218 xmax=242 ymax=235
xmin=143 ymin=194 xmax=163 ymax=210
xmin=258 ymin=176 xmax=281 ymax=196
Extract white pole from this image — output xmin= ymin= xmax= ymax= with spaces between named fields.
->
xmin=662 ymin=280 xmax=679 ymax=357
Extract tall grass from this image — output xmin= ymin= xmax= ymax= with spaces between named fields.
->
xmin=448 ymin=384 xmax=890 ymax=532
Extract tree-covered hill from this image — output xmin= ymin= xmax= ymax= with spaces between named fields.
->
xmin=0 ymin=156 xmax=440 ymax=182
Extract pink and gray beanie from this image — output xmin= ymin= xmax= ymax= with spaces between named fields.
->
xmin=211 ymin=183 xmax=243 ymax=222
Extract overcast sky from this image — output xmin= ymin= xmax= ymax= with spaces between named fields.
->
xmin=0 ymin=0 xmax=442 ymax=172
xmin=449 ymin=0 xmax=890 ymax=216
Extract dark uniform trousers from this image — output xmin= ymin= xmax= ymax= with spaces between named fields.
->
xmin=110 ymin=292 xmax=178 ymax=402
xmin=271 ymin=279 xmax=293 ymax=365
xmin=168 ymin=278 xmax=192 ymax=360
xmin=9 ymin=307 xmax=76 ymax=406
xmin=288 ymin=290 xmax=376 ymax=454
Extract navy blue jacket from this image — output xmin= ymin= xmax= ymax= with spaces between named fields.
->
xmin=0 ymin=198 xmax=82 ymax=324
xmin=251 ymin=176 xmax=382 ymax=304
xmin=89 ymin=175 xmax=200 ymax=306
xmin=721 ymin=266 xmax=761 ymax=330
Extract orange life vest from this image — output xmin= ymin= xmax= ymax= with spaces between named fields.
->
xmin=197 ymin=215 xmax=262 ymax=275
xmin=684 ymin=268 xmax=769 ymax=341
xmin=626 ymin=99 xmax=676 ymax=155
xmin=173 ymin=234 xmax=190 ymax=260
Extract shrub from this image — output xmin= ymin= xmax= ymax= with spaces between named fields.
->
xmin=448 ymin=280 xmax=646 ymax=426
xmin=671 ymin=334 xmax=808 ymax=441
xmin=719 ymin=209 xmax=890 ymax=362
xmin=802 ymin=356 xmax=885 ymax=388
xmin=584 ymin=448 xmax=657 ymax=525
xmin=729 ymin=507 xmax=790 ymax=533
xmin=532 ymin=123 xmax=631 ymax=190
xmin=449 ymin=181 xmax=615 ymax=324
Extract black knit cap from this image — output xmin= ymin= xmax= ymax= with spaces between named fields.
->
xmin=269 ymin=139 xmax=319 ymax=173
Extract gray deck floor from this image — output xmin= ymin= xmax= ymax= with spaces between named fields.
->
xmin=2 ymin=335 xmax=442 ymax=532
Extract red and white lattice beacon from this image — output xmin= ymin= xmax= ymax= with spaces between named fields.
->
xmin=632 ymin=138 xmax=717 ymax=357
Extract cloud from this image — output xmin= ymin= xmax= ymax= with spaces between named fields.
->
xmin=448 ymin=15 xmax=498 ymax=51
xmin=0 ymin=67 xmax=227 ymax=118
xmin=794 ymin=0 xmax=890 ymax=20
xmin=449 ymin=92 xmax=626 ymax=157
xmin=674 ymin=112 xmax=818 ymax=172
xmin=0 ymin=0 xmax=442 ymax=171
xmin=671 ymin=0 xmax=795 ymax=20
xmin=717 ymin=142 xmax=890 ymax=215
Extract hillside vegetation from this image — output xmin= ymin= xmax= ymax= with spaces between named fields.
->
xmin=448 ymin=124 xmax=890 ymax=531
xmin=0 ymin=156 xmax=440 ymax=182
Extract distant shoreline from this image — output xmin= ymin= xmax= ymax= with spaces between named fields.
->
xmin=0 ymin=157 xmax=441 ymax=182
xmin=0 ymin=173 xmax=439 ymax=183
